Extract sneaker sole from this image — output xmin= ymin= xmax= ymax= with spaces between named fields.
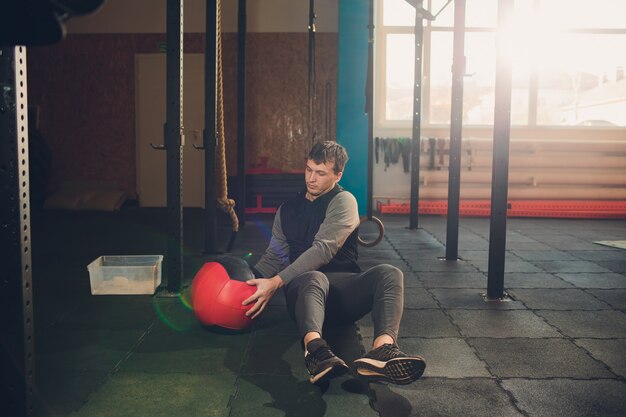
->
xmin=353 ymin=356 xmax=426 ymax=385
xmin=309 ymin=361 xmax=349 ymax=385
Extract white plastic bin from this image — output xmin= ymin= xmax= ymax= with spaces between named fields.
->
xmin=87 ymin=255 xmax=163 ymax=295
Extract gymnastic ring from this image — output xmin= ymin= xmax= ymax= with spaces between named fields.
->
xmin=357 ymin=216 xmax=385 ymax=247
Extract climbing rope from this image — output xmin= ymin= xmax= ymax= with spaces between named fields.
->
xmin=216 ymin=0 xmax=239 ymax=249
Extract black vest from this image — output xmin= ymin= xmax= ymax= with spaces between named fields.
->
xmin=280 ymin=185 xmax=360 ymax=273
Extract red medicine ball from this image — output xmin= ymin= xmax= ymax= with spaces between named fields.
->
xmin=191 ymin=262 xmax=257 ymax=330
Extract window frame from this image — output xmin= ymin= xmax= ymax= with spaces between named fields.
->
xmin=374 ymin=0 xmax=626 ymax=134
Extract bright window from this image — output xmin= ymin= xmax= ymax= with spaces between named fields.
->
xmin=385 ymin=34 xmax=414 ymax=120
xmin=536 ymin=34 xmax=626 ymax=126
xmin=378 ymin=0 xmax=626 ymax=128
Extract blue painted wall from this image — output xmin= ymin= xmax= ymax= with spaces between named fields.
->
xmin=337 ymin=0 xmax=369 ymax=215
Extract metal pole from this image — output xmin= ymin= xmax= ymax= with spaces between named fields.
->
xmin=409 ymin=1 xmax=425 ymax=229
xmin=0 ymin=46 xmax=36 ymax=417
xmin=487 ymin=0 xmax=514 ymax=299
xmin=165 ymin=0 xmax=184 ymax=292
xmin=445 ymin=0 xmax=466 ymax=260
xmin=308 ymin=0 xmax=317 ymax=146
xmin=204 ymin=0 xmax=218 ymax=254
xmin=366 ymin=0 xmax=374 ymax=220
xmin=236 ymin=0 xmax=247 ymax=226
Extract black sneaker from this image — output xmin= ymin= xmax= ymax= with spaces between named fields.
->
xmin=353 ymin=343 xmax=426 ymax=385
xmin=304 ymin=338 xmax=349 ymax=384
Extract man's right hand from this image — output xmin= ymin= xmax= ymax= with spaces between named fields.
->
xmin=242 ymin=276 xmax=284 ymax=319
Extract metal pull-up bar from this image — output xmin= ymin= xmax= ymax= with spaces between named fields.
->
xmin=203 ymin=0 xmax=218 ymax=254
xmin=405 ymin=0 xmax=455 ymax=230
xmin=163 ymin=0 xmax=185 ymax=293
xmin=359 ymin=0 xmax=385 ymax=248
xmin=236 ymin=0 xmax=247 ymax=226
xmin=445 ymin=0 xmax=466 ymax=261
xmin=1 ymin=44 xmax=36 ymax=417
xmin=150 ymin=0 xmax=185 ymax=293
xmin=408 ymin=0 xmax=426 ymax=229
xmin=487 ymin=0 xmax=515 ymax=300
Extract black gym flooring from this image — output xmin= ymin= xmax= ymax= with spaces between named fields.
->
xmin=31 ymin=208 xmax=626 ymax=416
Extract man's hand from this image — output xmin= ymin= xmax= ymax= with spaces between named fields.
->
xmin=242 ymin=276 xmax=284 ymax=319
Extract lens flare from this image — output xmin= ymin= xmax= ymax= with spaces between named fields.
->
xmin=151 ymin=293 xmax=195 ymax=332
xmin=252 ymin=219 xmax=273 ymax=240
xmin=178 ymin=291 xmax=193 ymax=310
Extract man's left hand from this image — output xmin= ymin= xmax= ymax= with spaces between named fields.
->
xmin=242 ymin=276 xmax=284 ymax=319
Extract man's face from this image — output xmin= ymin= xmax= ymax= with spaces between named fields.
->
xmin=305 ymin=159 xmax=343 ymax=200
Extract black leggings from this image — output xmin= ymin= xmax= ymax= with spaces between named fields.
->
xmin=283 ymin=264 xmax=404 ymax=343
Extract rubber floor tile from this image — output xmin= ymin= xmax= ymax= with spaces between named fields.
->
xmin=468 ymin=338 xmax=614 ymax=378
xmin=501 ymin=379 xmax=626 ymax=417
xmin=122 ymin=323 xmax=250 ymax=375
xmin=504 ymin=272 xmax=574 ymax=289
xmin=533 ymin=260 xmax=612 ymax=273
xmin=448 ymin=310 xmax=561 ymax=338
xmin=508 ymin=288 xmax=612 ymax=310
xmin=70 ymin=372 xmax=234 ymax=417
xmin=399 ymin=310 xmax=461 ymax=338
xmin=431 ymin=288 xmax=526 ymax=310
xmin=575 ymin=338 xmax=626 ymax=378
xmin=417 ymin=271 xmax=487 ymax=288
xmin=229 ymin=374 xmax=375 ymax=417
xmin=36 ymin=369 xmax=110 ymax=417
xmin=395 ymin=338 xmax=490 ymax=378
xmin=371 ymin=378 xmax=524 ymax=417
xmin=537 ymin=310 xmax=626 ymax=338
xmin=587 ymin=289 xmax=626 ymax=310
xmin=556 ymin=272 xmax=626 ymax=289
xmin=404 ymin=287 xmax=439 ymax=309
xmin=510 ymin=250 xmax=578 ymax=261
xmin=243 ymin=333 xmax=309 ymax=380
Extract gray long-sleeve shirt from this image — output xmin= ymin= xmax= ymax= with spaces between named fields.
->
xmin=253 ymin=191 xmax=360 ymax=284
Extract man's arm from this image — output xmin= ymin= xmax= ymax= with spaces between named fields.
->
xmin=244 ymin=208 xmax=289 ymax=319
xmin=253 ymin=206 xmax=290 ymax=278
xmin=277 ymin=192 xmax=359 ymax=284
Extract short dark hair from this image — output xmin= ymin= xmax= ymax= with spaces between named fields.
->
xmin=308 ymin=141 xmax=349 ymax=174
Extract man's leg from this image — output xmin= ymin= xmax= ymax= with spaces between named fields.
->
xmin=325 ymin=264 xmax=426 ymax=385
xmin=284 ymin=271 xmax=348 ymax=384
xmin=325 ymin=264 xmax=404 ymax=339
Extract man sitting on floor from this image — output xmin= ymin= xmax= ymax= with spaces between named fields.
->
xmin=243 ymin=141 xmax=426 ymax=385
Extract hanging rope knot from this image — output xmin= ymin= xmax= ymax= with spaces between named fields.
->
xmin=217 ymin=197 xmax=239 ymax=232
xmin=217 ymin=197 xmax=235 ymax=211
